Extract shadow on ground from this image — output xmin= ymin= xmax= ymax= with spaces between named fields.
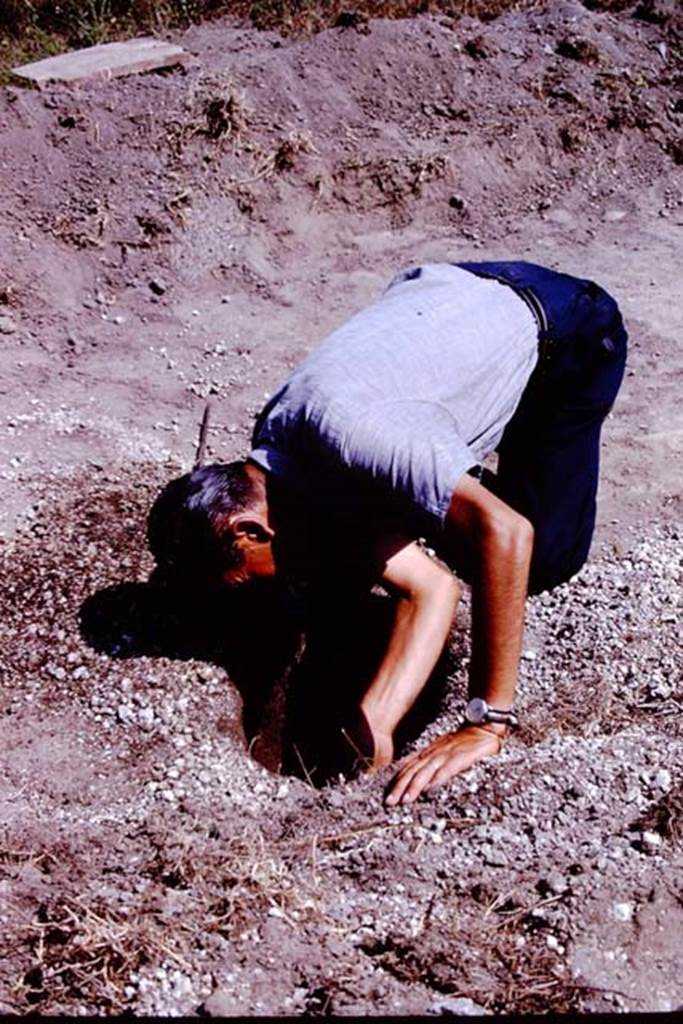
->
xmin=79 ymin=575 xmax=450 ymax=785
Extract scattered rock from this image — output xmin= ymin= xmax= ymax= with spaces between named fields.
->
xmin=203 ymin=988 xmax=237 ymax=1016
xmin=137 ymin=706 xmax=155 ymax=731
xmin=149 ymin=275 xmax=168 ymax=296
xmin=117 ymin=704 xmax=135 ymax=725
xmin=613 ymin=901 xmax=635 ymax=922
xmin=0 ymin=314 xmax=17 ymax=334
xmin=603 ymin=209 xmax=628 ymax=223
xmin=653 ymin=769 xmax=672 ymax=792
xmin=429 ymin=995 xmax=489 ymax=1015
xmin=66 ymin=330 xmax=85 ymax=354
xmin=640 ymin=830 xmax=663 ymax=852
xmin=0 ymin=7 xmax=681 ymax=1018
xmin=544 ymin=208 xmax=576 ymax=226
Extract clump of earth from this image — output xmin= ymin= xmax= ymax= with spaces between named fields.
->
xmin=0 ymin=0 xmax=681 ymax=1015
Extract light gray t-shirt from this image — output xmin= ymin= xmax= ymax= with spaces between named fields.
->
xmin=250 ymin=263 xmax=538 ymax=538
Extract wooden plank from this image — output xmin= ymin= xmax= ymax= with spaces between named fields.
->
xmin=12 ymin=37 xmax=191 ymax=86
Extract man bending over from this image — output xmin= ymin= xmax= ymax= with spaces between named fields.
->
xmin=148 ymin=261 xmax=627 ymax=805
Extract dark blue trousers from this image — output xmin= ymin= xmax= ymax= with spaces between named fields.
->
xmin=457 ymin=261 xmax=628 ymax=595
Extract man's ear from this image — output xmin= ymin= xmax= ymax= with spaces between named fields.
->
xmin=229 ymin=512 xmax=275 ymax=544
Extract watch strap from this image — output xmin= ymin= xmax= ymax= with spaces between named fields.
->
xmin=465 ymin=698 xmax=519 ymax=728
xmin=485 ymin=707 xmax=519 ymax=727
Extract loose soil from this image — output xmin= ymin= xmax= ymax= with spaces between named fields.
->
xmin=0 ymin=1 xmax=681 ymax=1016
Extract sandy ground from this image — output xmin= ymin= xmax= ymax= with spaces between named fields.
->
xmin=0 ymin=1 xmax=682 ymax=1015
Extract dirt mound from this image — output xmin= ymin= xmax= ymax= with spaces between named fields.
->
xmin=1 ymin=471 xmax=681 ymax=1014
xmin=0 ymin=2 xmax=680 ymax=323
xmin=1 ymin=1 xmax=682 ymax=1015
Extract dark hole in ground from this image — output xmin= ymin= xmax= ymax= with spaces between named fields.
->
xmin=2 ymin=463 xmax=453 ymax=792
xmin=79 ymin=572 xmax=451 ymax=787
xmin=305 ymin=984 xmax=336 ymax=1016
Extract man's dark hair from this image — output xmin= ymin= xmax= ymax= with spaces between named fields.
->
xmin=147 ymin=461 xmax=257 ymax=581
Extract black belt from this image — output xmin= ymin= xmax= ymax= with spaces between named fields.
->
xmin=511 ymin=284 xmax=548 ymax=339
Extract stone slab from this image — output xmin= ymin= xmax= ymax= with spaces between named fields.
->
xmin=12 ymin=37 xmax=191 ymax=86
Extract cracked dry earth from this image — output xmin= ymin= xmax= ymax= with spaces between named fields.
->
xmin=0 ymin=0 xmax=682 ymax=1016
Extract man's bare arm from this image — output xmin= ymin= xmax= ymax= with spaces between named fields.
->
xmin=385 ymin=474 xmax=533 ymax=805
xmin=446 ymin=474 xmax=533 ymax=710
xmin=359 ymin=539 xmax=461 ymax=769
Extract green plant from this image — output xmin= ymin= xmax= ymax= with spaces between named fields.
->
xmin=0 ymin=26 xmax=66 ymax=85
xmin=0 ymin=1 xmax=39 ymax=36
xmin=57 ymin=0 xmax=116 ymax=45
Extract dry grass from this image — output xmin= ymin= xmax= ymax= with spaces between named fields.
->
xmin=245 ymin=0 xmax=534 ymax=33
xmin=145 ymin=825 xmax=324 ymax=937
xmin=15 ymin=898 xmax=171 ymax=1012
xmin=160 ymin=73 xmax=316 ymax=205
xmin=161 ymin=72 xmax=252 ymax=166
xmin=226 ymin=129 xmax=316 ymax=190
xmin=360 ymin=885 xmax=600 ymax=1015
xmin=330 ymin=153 xmax=450 ymax=210
xmin=52 ymin=198 xmax=110 ymax=249
xmin=3 ymin=823 xmax=326 ymax=1013
xmin=3 ymin=816 xmax=643 ymax=1015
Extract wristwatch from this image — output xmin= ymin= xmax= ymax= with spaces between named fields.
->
xmin=464 ymin=697 xmax=519 ymax=729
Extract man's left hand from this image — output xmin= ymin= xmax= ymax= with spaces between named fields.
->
xmin=367 ymin=728 xmax=394 ymax=773
xmin=384 ymin=724 xmax=505 ymax=805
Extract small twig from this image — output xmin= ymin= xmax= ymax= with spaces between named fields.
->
xmin=495 ymin=892 xmax=566 ymax=927
xmin=339 ymin=725 xmax=372 ymax=768
xmin=154 ymin=941 xmax=195 ymax=973
xmin=310 ymin=834 xmax=319 ymax=887
xmin=291 ymin=743 xmax=317 ymax=790
xmin=485 ymin=889 xmax=517 ymax=918
xmin=295 ymin=817 xmax=476 ymax=851
xmin=193 ymin=401 xmax=212 ymax=468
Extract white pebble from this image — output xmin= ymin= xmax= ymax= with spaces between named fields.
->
xmin=653 ymin=769 xmax=672 ymax=791
xmin=117 ymin=704 xmax=135 ymax=725
xmin=137 ymin=707 xmax=155 ymax=730
xmin=613 ymin=902 xmax=635 ymax=922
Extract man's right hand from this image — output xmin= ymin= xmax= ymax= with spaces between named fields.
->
xmin=384 ymin=723 xmax=505 ymax=805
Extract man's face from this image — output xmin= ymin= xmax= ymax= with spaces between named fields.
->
xmin=216 ymin=524 xmax=277 ymax=589
xmin=169 ymin=544 xmax=275 ymax=594
xmin=219 ymin=550 xmax=273 ymax=587
xmin=159 ymin=509 xmax=277 ymax=594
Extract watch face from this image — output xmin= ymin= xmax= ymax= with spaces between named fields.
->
xmin=465 ymin=698 xmax=488 ymax=724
